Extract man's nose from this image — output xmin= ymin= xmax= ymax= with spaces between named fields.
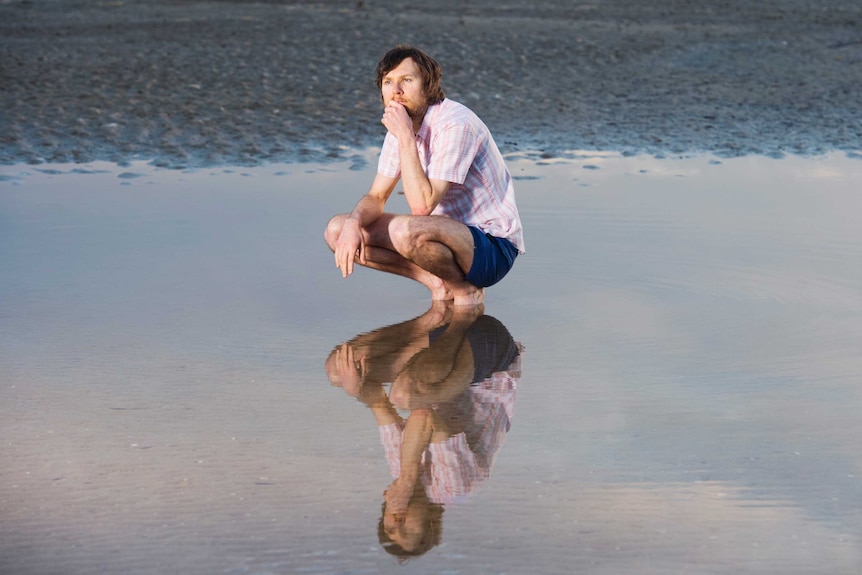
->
xmin=392 ymin=82 xmax=403 ymax=94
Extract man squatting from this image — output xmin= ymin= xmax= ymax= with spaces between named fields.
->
xmin=325 ymin=45 xmax=525 ymax=306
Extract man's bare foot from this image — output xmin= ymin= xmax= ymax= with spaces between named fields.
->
xmin=452 ymin=302 xmax=485 ymax=322
xmin=425 ymin=274 xmax=454 ymax=301
xmin=418 ymin=300 xmax=454 ymax=329
xmin=451 ymin=284 xmax=485 ymax=306
xmin=430 ymin=286 xmax=453 ymax=301
xmin=421 ymin=273 xmax=483 ymax=305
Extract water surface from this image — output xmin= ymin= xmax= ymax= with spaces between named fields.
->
xmin=1 ymin=152 xmax=860 ymax=574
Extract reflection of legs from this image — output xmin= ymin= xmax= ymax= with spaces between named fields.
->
xmin=325 ymin=213 xmax=485 ymax=305
xmin=390 ymin=306 xmax=483 ymax=410
xmin=324 ymin=302 xmax=454 ymax=396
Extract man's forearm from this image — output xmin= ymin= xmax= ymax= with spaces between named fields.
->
xmin=399 ymin=409 xmax=435 ymax=481
xmin=348 ymin=193 xmax=385 ymax=227
xmin=398 ymin=139 xmax=435 ymax=216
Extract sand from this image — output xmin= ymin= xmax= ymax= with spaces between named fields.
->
xmin=1 ymin=0 xmax=861 ymax=168
xmin=3 ymin=154 xmax=861 ymax=574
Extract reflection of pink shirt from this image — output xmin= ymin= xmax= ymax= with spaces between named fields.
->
xmin=379 ymin=359 xmax=520 ymax=505
xmin=377 ymin=98 xmax=525 ymax=253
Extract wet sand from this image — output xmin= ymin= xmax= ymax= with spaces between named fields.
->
xmin=1 ymin=0 xmax=861 ymax=167
xmin=2 ymin=154 xmax=861 ymax=573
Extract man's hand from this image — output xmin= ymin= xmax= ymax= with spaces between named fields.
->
xmin=383 ymin=479 xmax=413 ymax=516
xmin=330 ymin=342 xmax=367 ymax=397
xmin=334 ymin=218 xmax=365 ymax=277
xmin=381 ymin=100 xmax=414 ymax=141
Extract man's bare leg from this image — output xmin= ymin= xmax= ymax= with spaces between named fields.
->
xmin=386 ymin=215 xmax=485 ymax=305
xmin=359 ymin=245 xmax=453 ymax=300
xmin=326 ymin=213 xmax=453 ymax=299
xmin=325 ymin=213 xmax=485 ymax=305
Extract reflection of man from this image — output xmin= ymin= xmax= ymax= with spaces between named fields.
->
xmin=325 ymin=304 xmax=522 ymax=559
xmin=324 ymin=44 xmax=525 ymax=306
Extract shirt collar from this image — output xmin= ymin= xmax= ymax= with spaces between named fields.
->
xmin=416 ymin=98 xmax=445 ymax=140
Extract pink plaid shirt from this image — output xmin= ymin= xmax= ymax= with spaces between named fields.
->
xmin=377 ymin=98 xmax=525 ymax=253
xmin=379 ymin=353 xmax=521 ymax=505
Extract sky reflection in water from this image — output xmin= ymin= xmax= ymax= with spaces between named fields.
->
xmin=1 ymin=152 xmax=860 ymax=573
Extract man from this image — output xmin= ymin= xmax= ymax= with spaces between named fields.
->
xmin=324 ymin=44 xmax=524 ymax=305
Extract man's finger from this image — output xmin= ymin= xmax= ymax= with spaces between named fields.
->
xmin=345 ymin=249 xmax=354 ymax=276
xmin=335 ymin=245 xmax=349 ymax=277
xmin=338 ymin=250 xmax=349 ymax=278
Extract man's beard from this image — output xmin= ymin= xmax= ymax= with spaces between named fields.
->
xmin=404 ymin=101 xmax=428 ymax=120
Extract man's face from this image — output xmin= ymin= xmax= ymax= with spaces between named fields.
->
xmin=381 ymin=57 xmax=428 ymax=119
xmin=383 ymin=502 xmax=427 ymax=552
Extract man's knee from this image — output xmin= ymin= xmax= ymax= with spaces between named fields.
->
xmin=324 ymin=214 xmax=347 ymax=248
xmin=388 ymin=216 xmax=428 ymax=254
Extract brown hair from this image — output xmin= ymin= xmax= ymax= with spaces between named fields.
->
xmin=377 ymin=500 xmax=444 ymax=561
xmin=375 ymin=44 xmax=445 ymax=105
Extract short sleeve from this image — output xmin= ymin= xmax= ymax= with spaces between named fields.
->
xmin=377 ymin=132 xmax=401 ymax=178
xmin=426 ymin=123 xmax=479 ymax=185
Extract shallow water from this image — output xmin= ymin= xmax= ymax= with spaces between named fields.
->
xmin=1 ymin=152 xmax=861 ymax=574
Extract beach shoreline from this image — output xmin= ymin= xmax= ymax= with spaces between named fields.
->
xmin=2 ymin=0 xmax=861 ymax=168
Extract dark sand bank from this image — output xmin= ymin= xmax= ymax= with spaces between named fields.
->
xmin=1 ymin=0 xmax=861 ymax=168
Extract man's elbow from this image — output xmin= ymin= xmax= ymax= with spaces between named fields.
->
xmin=409 ymin=191 xmax=438 ymax=216
xmin=407 ymin=195 xmax=436 ymax=216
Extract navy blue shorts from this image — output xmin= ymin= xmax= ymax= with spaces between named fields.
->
xmin=464 ymin=226 xmax=519 ymax=288
xmin=429 ymin=314 xmax=520 ymax=382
